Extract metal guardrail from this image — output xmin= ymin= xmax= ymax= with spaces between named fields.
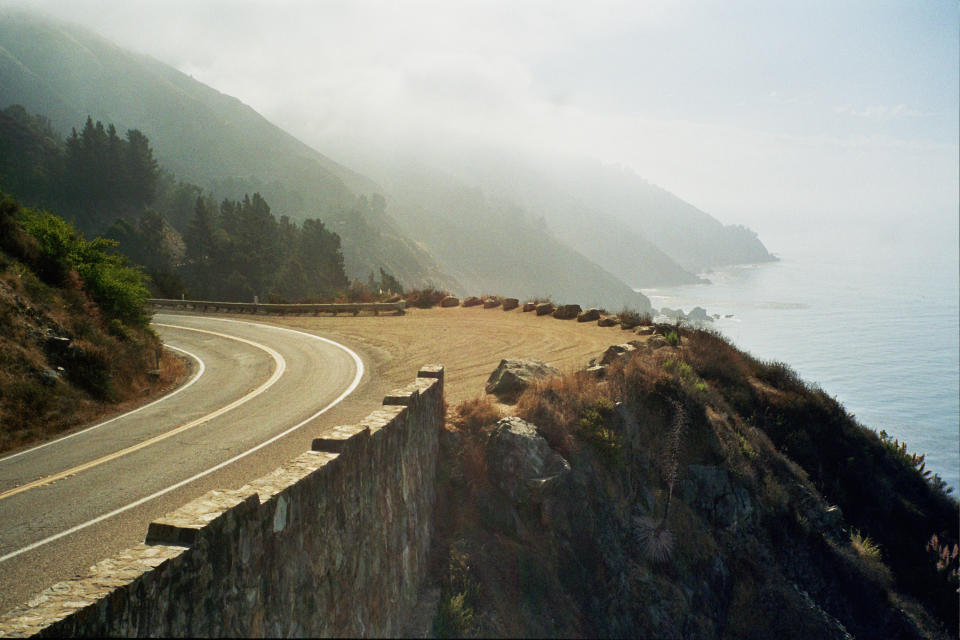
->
xmin=147 ymin=298 xmax=406 ymax=316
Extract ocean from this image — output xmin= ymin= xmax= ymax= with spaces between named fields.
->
xmin=640 ymin=231 xmax=960 ymax=492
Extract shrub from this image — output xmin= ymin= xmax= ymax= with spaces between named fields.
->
xmin=434 ymin=592 xmax=476 ymax=638
xmin=19 ymin=207 xmax=150 ymax=326
xmin=850 ymin=529 xmax=882 ymax=561
xmin=433 ymin=545 xmax=480 ymax=638
xmin=405 ymin=287 xmax=450 ymax=309
xmin=577 ymin=398 xmax=623 ymax=468
xmin=516 ymin=370 xmax=613 ymax=456
xmin=453 ymin=396 xmax=501 ymax=435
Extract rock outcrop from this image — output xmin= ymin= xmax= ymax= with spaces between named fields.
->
xmin=485 ymin=359 xmax=560 ymax=400
xmin=486 ymin=417 xmax=571 ymax=505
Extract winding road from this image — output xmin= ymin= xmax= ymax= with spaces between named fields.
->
xmin=0 ymin=314 xmax=368 ymax=611
xmin=0 ymin=304 xmax=631 ymax=614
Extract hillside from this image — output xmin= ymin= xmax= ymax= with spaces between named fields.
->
xmin=432 ymin=148 xmax=776 ymax=280
xmin=363 ymin=161 xmax=652 ymax=311
xmin=0 ymin=193 xmax=184 ymax=453
xmin=0 ymin=9 xmax=772 ymax=307
xmin=0 ymin=10 xmax=456 ymax=290
xmin=429 ymin=327 xmax=958 ymax=638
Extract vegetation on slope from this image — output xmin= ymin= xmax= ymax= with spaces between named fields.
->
xmin=0 ymin=193 xmax=184 ymax=452
xmin=0 ymin=11 xmax=455 ymax=289
xmin=431 ymin=328 xmax=957 ymax=638
xmin=0 ymin=105 xmax=361 ymax=303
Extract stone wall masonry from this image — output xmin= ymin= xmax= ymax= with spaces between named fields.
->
xmin=0 ymin=365 xmax=445 ymax=638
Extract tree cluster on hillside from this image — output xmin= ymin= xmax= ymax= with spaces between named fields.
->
xmin=179 ymin=194 xmax=348 ymax=302
xmin=0 ymin=105 xmax=376 ymax=303
xmin=0 ymin=106 xmax=158 ymax=231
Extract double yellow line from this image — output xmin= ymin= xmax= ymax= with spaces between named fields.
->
xmin=0 ymin=324 xmax=285 ymax=502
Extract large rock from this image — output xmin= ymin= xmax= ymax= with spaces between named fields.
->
xmin=440 ymin=296 xmax=460 ymax=307
xmin=552 ymin=304 xmax=581 ymax=320
xmin=483 ymin=297 xmax=501 ymax=309
xmin=522 ymin=301 xmax=538 ymax=312
xmin=486 ymin=417 xmax=571 ymax=504
xmin=600 ymin=343 xmax=637 ymax=365
xmin=462 ymin=296 xmax=483 ymax=307
xmin=535 ymin=302 xmax=555 ymax=316
xmin=502 ymin=298 xmax=519 ymax=311
xmin=577 ymin=308 xmax=601 ymax=322
xmin=597 ymin=315 xmax=620 ymax=327
xmin=485 ymin=358 xmax=560 ymax=400
xmin=687 ymin=306 xmax=711 ymax=323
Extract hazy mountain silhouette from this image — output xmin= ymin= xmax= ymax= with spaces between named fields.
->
xmin=0 ymin=10 xmax=769 ymax=309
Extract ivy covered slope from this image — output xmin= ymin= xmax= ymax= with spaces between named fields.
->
xmin=434 ymin=329 xmax=958 ymax=639
xmin=0 ymin=193 xmax=183 ymax=453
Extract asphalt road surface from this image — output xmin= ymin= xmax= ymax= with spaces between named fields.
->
xmin=0 ymin=314 xmax=366 ymax=612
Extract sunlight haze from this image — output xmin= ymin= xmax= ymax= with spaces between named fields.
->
xmin=9 ymin=0 xmax=959 ymax=252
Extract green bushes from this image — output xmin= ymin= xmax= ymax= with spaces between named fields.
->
xmin=577 ymin=398 xmax=623 ymax=468
xmin=18 ymin=205 xmax=150 ymax=327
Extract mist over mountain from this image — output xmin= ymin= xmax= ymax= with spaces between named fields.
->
xmin=0 ymin=10 xmax=455 ymax=291
xmin=0 ymin=9 xmax=770 ymax=310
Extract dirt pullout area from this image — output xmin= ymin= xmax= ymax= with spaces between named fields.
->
xmin=265 ymin=305 xmax=637 ymax=403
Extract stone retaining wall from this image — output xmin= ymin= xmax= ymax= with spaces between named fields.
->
xmin=0 ymin=366 xmax=444 ymax=638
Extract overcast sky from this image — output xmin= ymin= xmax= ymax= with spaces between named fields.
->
xmin=10 ymin=0 xmax=960 ymax=248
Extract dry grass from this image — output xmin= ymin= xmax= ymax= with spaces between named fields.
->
xmin=0 ymin=255 xmax=192 ymax=455
xmin=452 ymin=396 xmax=502 ymax=434
xmin=515 ymin=369 xmax=613 ymax=455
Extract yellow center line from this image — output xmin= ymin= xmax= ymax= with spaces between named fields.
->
xmin=0 ymin=323 xmax=286 ymax=502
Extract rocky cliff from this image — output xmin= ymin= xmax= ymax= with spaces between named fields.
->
xmin=429 ymin=329 xmax=958 ymax=638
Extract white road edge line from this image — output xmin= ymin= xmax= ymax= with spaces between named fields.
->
xmin=0 ymin=344 xmax=206 ymax=465
xmin=0 ymin=316 xmax=364 ymax=565
xmin=0 ymin=326 xmax=286 ymax=502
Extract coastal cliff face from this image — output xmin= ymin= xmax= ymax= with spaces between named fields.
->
xmin=431 ymin=329 xmax=958 ymax=639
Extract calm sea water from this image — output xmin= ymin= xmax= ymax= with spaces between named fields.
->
xmin=640 ymin=234 xmax=960 ymax=492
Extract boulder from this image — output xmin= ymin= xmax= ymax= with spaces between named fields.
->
xmin=486 ymin=417 xmax=571 ymax=504
xmin=522 ymin=301 xmax=538 ymax=312
xmin=647 ymin=335 xmax=670 ymax=350
xmin=660 ymin=307 xmax=684 ymax=322
xmin=440 ymin=296 xmax=460 ymax=307
xmin=597 ymin=315 xmax=620 ymax=327
xmin=552 ymin=304 xmax=582 ymax=320
xmin=485 ymin=358 xmax=560 ymax=400
xmin=462 ymin=296 xmax=483 ymax=307
xmin=586 ymin=364 xmax=607 ymax=378
xmin=483 ymin=297 xmax=502 ymax=309
xmin=634 ymin=325 xmax=655 ymax=336
xmin=687 ymin=306 xmax=712 ymax=323
xmin=600 ymin=343 xmax=637 ymax=365
xmin=535 ymin=302 xmax=555 ymax=316
xmin=502 ymin=298 xmax=519 ymax=311
xmin=577 ymin=308 xmax=601 ymax=322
